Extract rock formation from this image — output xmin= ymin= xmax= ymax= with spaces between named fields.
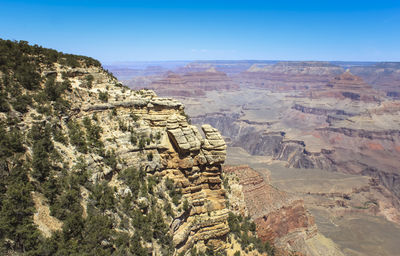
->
xmin=223 ymin=165 xmax=344 ymax=256
xmin=64 ymin=70 xmax=231 ymax=253
xmin=237 ymin=61 xmax=344 ymax=91
xmin=309 ymin=71 xmax=382 ymax=102
xmin=350 ymin=62 xmax=400 ymax=98
xmin=144 ymin=69 xmax=239 ymax=97
xmin=0 ymin=40 xmax=232 ymax=255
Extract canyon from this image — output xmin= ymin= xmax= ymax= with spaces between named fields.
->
xmin=113 ymin=60 xmax=400 ymax=256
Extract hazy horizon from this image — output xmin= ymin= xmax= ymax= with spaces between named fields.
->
xmin=102 ymin=59 xmax=382 ymax=66
xmin=1 ymin=0 xmax=399 ymax=62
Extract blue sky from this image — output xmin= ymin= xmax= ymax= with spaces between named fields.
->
xmin=1 ymin=0 xmax=400 ymax=62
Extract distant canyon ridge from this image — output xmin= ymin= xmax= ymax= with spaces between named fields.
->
xmin=108 ymin=60 xmax=400 ymax=256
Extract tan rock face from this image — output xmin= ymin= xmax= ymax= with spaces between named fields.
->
xmin=32 ymin=192 xmax=63 ymax=238
xmin=20 ymin=63 xmax=230 ymax=254
xmin=161 ymin=118 xmax=229 ymax=252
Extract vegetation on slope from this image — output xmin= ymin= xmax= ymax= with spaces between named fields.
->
xmin=0 ymin=39 xmax=175 ymax=255
xmin=0 ymin=39 xmax=274 ymax=256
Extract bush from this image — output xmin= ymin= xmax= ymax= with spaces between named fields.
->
xmin=52 ymin=123 xmax=68 ymax=144
xmin=227 ymin=212 xmax=275 ymax=255
xmin=30 ymin=123 xmax=54 ymax=182
xmin=12 ymin=94 xmax=32 ymax=113
xmin=130 ymin=133 xmax=137 ymax=145
xmin=138 ymin=137 xmax=146 ymax=149
xmin=89 ymin=182 xmax=115 ymax=212
xmin=98 ymin=91 xmax=108 ymax=102
xmin=0 ymin=91 xmax=9 ymax=112
xmin=85 ymin=74 xmax=94 ymax=89
xmin=83 ymin=116 xmax=103 ymax=151
xmin=0 ymin=124 xmax=25 ymax=159
xmin=67 ymin=120 xmax=87 ymax=153
xmin=119 ymin=167 xmax=142 ymax=199
xmin=104 ymin=149 xmax=117 ymax=171
xmin=0 ymin=163 xmax=40 ymax=253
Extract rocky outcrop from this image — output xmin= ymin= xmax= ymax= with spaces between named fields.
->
xmin=223 ymin=166 xmax=344 ymax=256
xmin=13 ymin=59 xmax=231 ymax=254
xmin=159 ymin=117 xmax=230 ymax=252
xmin=83 ymin=93 xmax=230 ymax=253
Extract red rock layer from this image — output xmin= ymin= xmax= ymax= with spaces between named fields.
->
xmin=223 ymin=166 xmax=317 ymax=246
xmin=148 ymin=69 xmax=239 ymax=97
xmin=236 ymin=62 xmax=343 ymax=92
xmin=309 ymin=71 xmax=382 ymax=102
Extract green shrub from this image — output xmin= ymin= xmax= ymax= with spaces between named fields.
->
xmin=67 ymin=120 xmax=87 ymax=153
xmin=85 ymin=74 xmax=94 ymax=89
xmin=89 ymin=182 xmax=115 ymax=212
xmin=0 ymin=91 xmax=9 ymax=112
xmin=119 ymin=167 xmax=142 ymax=199
xmin=130 ymin=113 xmax=139 ymax=121
xmin=130 ymin=133 xmax=138 ymax=145
xmin=30 ymin=123 xmax=54 ymax=182
xmin=147 ymin=152 xmax=153 ymax=161
xmin=0 ymin=162 xmax=40 ymax=253
xmin=0 ymin=124 xmax=25 ymax=159
xmin=98 ymin=91 xmax=108 ymax=102
xmin=12 ymin=94 xmax=32 ymax=113
xmin=104 ymin=149 xmax=117 ymax=171
xmin=83 ymin=116 xmax=103 ymax=151
xmin=138 ymin=137 xmax=146 ymax=149
xmin=183 ymin=198 xmax=190 ymax=212
xmin=52 ymin=123 xmax=68 ymax=144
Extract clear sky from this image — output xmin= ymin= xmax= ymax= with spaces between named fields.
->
xmin=1 ymin=0 xmax=400 ymax=62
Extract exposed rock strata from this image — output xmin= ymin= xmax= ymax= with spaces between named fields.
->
xmin=146 ymin=69 xmax=239 ymax=97
xmin=237 ymin=62 xmax=344 ymax=92
xmin=309 ymin=71 xmax=382 ymax=102
xmin=18 ymin=62 xmax=231 ymax=253
xmin=350 ymin=62 xmax=400 ymax=97
xmin=223 ymin=166 xmax=344 ymax=256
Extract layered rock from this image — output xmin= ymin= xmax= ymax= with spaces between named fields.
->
xmin=309 ymin=71 xmax=382 ymax=102
xmin=350 ymin=62 xmax=400 ymax=98
xmin=237 ymin=61 xmax=344 ymax=91
xmin=80 ymin=92 xmax=230 ymax=253
xmin=146 ymin=69 xmax=239 ymax=97
xmin=177 ymin=60 xmax=267 ymax=75
xmin=159 ymin=117 xmax=229 ymax=252
xmin=223 ymin=166 xmax=344 ymax=256
xmin=9 ymin=58 xmax=231 ymax=254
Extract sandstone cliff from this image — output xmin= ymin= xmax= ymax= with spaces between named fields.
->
xmin=40 ymin=67 xmax=231 ymax=253
xmin=0 ymin=40 xmax=233 ymax=255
